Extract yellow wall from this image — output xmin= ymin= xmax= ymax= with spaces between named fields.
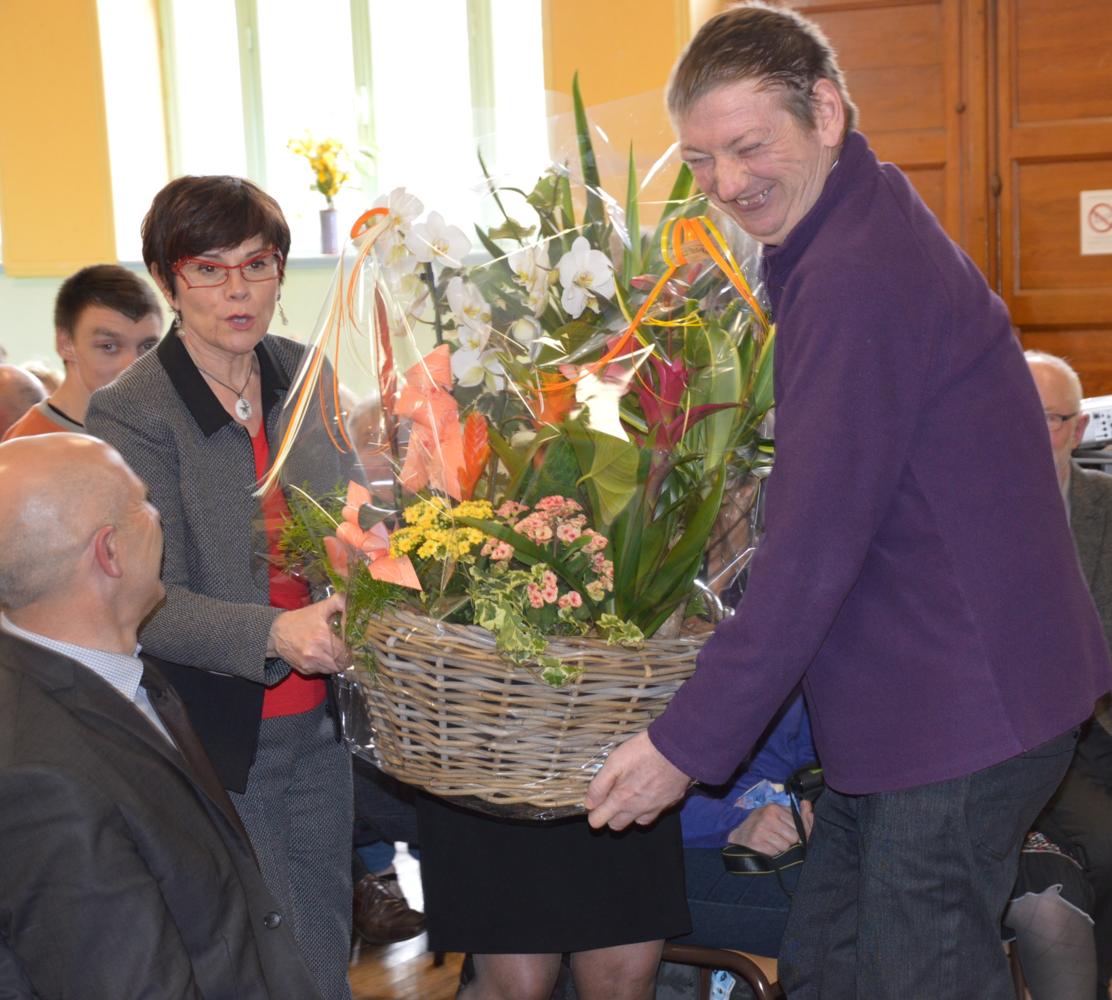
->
xmin=0 ymin=0 xmax=117 ymax=276
xmin=539 ymin=0 xmax=711 ymax=219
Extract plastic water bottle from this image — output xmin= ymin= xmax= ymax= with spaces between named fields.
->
xmin=710 ymin=969 xmax=736 ymax=999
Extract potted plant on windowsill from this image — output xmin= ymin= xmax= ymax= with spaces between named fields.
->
xmin=288 ymin=133 xmax=350 ymax=254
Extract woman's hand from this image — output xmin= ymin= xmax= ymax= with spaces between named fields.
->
xmin=266 ymin=593 xmax=350 ymax=675
xmin=727 ymin=799 xmax=814 ymax=855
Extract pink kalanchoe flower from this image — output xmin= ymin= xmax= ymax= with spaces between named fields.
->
xmin=496 ymin=500 xmax=529 ymax=519
xmin=556 ymin=522 xmax=582 ymax=543
xmin=558 ymin=591 xmax=584 ymax=610
xmin=526 ymin=583 xmax=545 ymax=609
xmin=581 ymin=530 xmax=608 ymax=553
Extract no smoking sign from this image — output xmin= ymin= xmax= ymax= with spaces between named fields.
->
xmin=1080 ymin=189 xmax=1112 ymax=255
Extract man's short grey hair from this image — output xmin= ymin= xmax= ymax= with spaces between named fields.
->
xmin=0 ymin=458 xmax=126 ymax=609
xmin=667 ymin=1 xmax=859 ymax=135
xmin=1024 ymin=350 xmax=1084 ymax=405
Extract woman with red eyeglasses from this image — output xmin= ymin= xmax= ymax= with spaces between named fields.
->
xmin=87 ymin=175 xmax=357 ymax=1000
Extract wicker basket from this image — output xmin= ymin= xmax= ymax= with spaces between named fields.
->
xmin=338 ymin=608 xmax=701 ymax=818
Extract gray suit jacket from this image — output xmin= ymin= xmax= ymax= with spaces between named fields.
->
xmin=0 ymin=631 xmax=323 ymax=999
xmin=1071 ymin=462 xmax=1112 ymax=733
xmin=86 ymin=333 xmax=357 ymax=787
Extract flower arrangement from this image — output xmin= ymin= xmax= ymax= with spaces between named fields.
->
xmin=287 ymin=134 xmax=350 ymax=207
xmin=275 ymin=78 xmax=774 ymax=687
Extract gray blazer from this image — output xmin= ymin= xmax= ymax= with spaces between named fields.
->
xmin=1071 ymin=462 xmax=1112 ymax=733
xmin=86 ymin=332 xmax=357 ymax=785
xmin=0 ymin=631 xmax=323 ymax=999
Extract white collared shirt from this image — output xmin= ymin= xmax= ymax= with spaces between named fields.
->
xmin=1 ymin=614 xmax=176 ymax=748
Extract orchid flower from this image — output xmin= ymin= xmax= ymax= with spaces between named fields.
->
xmin=323 ymin=481 xmax=421 ymax=590
xmin=373 ymin=186 xmax=424 ymax=234
xmin=405 ymin=211 xmax=471 ymax=267
xmin=509 ymin=244 xmax=555 ymax=316
xmin=510 ymin=316 xmax=542 ymax=360
xmin=557 ymin=237 xmax=615 ymax=318
xmin=452 ymin=346 xmax=505 ymax=390
xmin=446 ymin=276 xmax=492 ymax=340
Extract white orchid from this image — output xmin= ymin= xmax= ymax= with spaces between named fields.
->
xmin=509 ymin=244 xmax=556 ymax=317
xmin=557 ymin=236 xmax=615 ymax=318
xmin=451 ymin=346 xmax=504 ymax=390
xmin=405 ymin=211 xmax=472 ymax=267
xmin=510 ymin=316 xmax=541 ymax=349
xmin=446 ymin=276 xmax=492 ymax=341
xmin=374 ymin=186 xmax=424 ymax=231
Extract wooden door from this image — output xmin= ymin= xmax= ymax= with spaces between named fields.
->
xmin=777 ymin=0 xmax=992 ymax=271
xmin=995 ymin=0 xmax=1112 ymax=393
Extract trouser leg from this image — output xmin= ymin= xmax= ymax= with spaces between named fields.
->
xmin=782 ymin=729 xmax=1075 ymax=999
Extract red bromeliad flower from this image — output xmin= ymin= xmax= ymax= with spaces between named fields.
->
xmin=633 ymin=353 xmax=735 ymax=451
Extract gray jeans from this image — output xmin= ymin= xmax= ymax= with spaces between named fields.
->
xmin=779 ymin=729 xmax=1077 ymax=999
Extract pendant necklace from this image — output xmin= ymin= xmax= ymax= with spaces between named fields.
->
xmin=195 ymin=360 xmax=256 ymax=421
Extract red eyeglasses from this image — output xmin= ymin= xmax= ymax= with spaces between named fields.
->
xmin=171 ymin=249 xmax=284 ymax=289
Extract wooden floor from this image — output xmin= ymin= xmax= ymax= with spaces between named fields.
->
xmin=348 ymin=846 xmax=464 ymax=1000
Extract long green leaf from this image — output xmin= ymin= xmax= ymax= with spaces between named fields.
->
xmin=572 ymin=72 xmax=604 ymax=228
xmin=748 ymin=325 xmax=776 ymax=417
xmin=685 ymin=320 xmax=744 ymax=471
xmin=627 ymin=465 xmax=727 ymax=629
xmin=622 ymin=143 xmax=643 ymax=285
xmin=486 ymin=425 xmax=524 ymax=479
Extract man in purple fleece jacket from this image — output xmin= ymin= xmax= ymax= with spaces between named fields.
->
xmin=586 ymin=4 xmax=1112 ymax=996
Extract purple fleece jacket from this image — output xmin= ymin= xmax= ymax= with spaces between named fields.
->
xmin=650 ymin=131 xmax=1112 ymax=794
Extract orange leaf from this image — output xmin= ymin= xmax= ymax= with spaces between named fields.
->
xmin=458 ymin=412 xmax=491 ymax=501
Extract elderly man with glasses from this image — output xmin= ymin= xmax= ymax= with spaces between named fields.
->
xmin=1014 ymin=351 xmax=1112 ymax=1000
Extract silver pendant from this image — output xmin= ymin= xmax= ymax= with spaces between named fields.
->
xmin=235 ymin=397 xmax=253 ymax=421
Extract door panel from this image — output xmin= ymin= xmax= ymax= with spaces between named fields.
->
xmin=997 ymin=0 xmax=1112 ymax=388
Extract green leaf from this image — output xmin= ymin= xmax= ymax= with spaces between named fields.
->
xmin=572 ymin=73 xmax=604 ymax=228
xmin=473 ymin=224 xmax=509 ymax=265
xmin=622 ymin=144 xmax=643 ymax=286
xmin=686 ymin=321 xmax=744 ymax=471
xmin=524 ymin=436 xmax=587 ymax=507
xmin=628 ymin=465 xmax=727 ymax=632
xmin=488 ymin=218 xmax=536 ymax=241
xmin=664 ymin=161 xmax=695 ymax=214
xmin=749 ymin=326 xmax=776 ymax=417
xmin=486 ymin=425 xmax=524 ymax=480
xmin=578 ymin=431 xmax=640 ymax=526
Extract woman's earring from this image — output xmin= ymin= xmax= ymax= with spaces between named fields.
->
xmin=172 ymin=308 xmax=183 ymax=332
xmin=278 ymin=300 xmax=288 ymax=327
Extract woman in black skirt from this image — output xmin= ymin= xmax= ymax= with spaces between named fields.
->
xmin=417 ymin=792 xmax=690 ymax=999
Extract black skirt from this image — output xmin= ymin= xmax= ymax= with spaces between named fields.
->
xmin=416 ymin=792 xmax=691 ymax=954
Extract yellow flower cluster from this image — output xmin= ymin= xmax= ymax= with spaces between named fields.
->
xmin=391 ymin=498 xmax=495 ymax=562
xmin=288 ymin=134 xmax=350 ymax=205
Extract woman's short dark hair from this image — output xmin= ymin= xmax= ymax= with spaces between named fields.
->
xmin=54 ymin=264 xmax=162 ymax=336
xmin=668 ymin=1 xmax=858 ymax=135
xmin=141 ymin=175 xmax=291 ymax=290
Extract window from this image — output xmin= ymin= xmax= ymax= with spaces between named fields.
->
xmin=96 ymin=0 xmax=171 ymax=261
xmin=98 ymin=0 xmax=549 ymax=260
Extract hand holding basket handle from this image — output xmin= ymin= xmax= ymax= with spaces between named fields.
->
xmin=586 ymin=731 xmax=693 ymax=831
xmin=267 ymin=592 xmax=350 ymax=676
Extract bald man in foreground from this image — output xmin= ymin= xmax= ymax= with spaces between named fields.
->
xmin=0 ymin=434 xmax=323 ymax=1000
